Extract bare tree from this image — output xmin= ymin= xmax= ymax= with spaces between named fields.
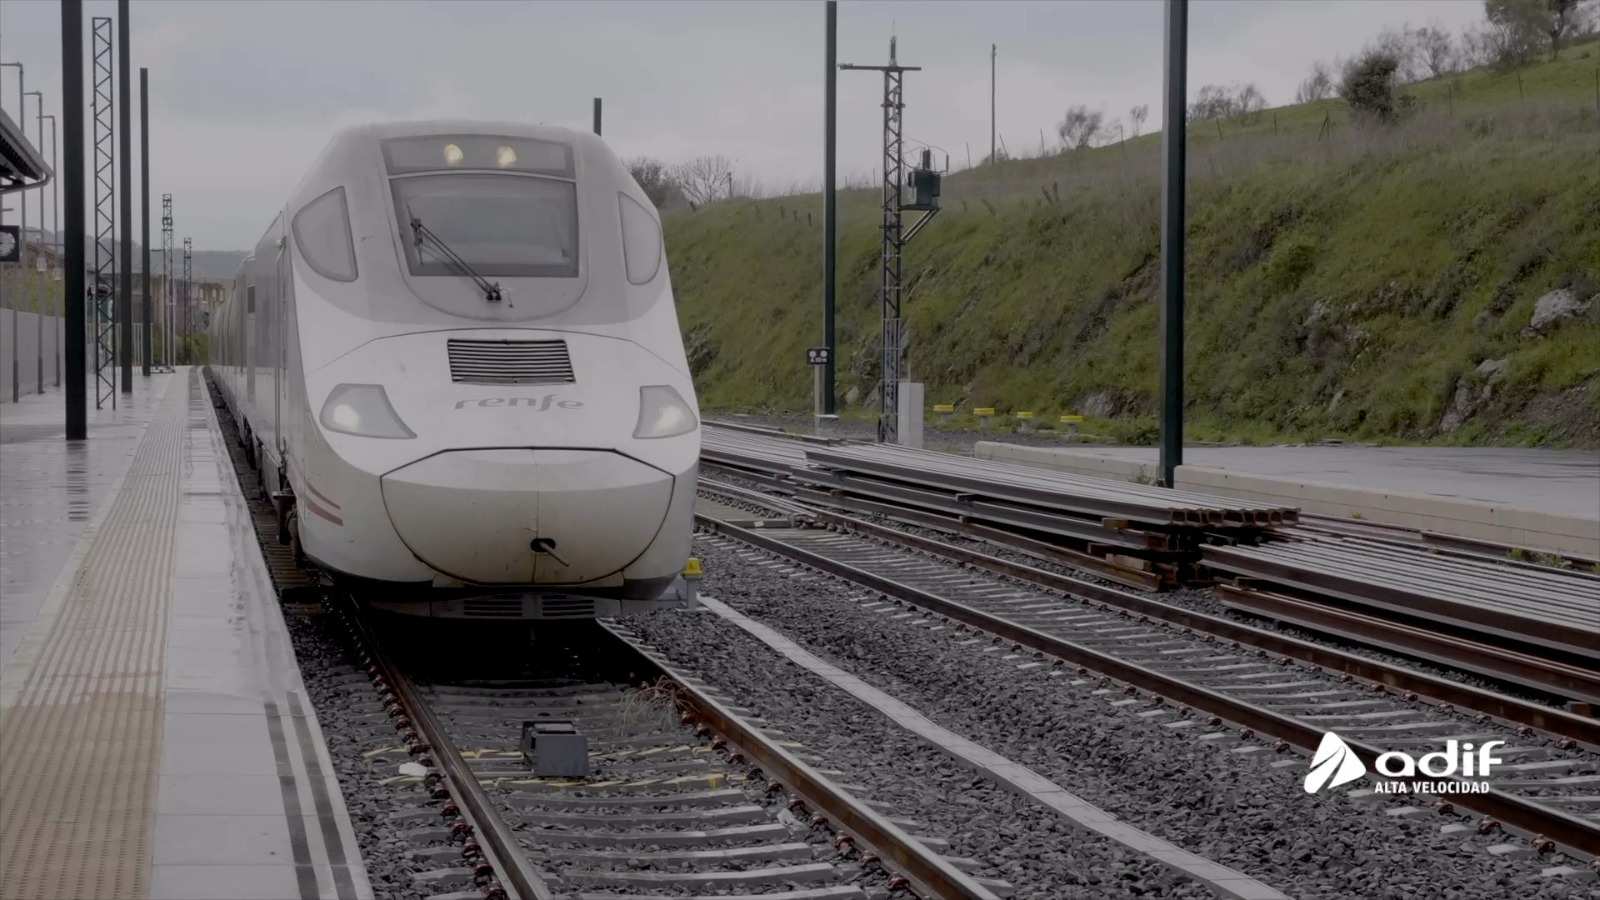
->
xmin=1129 ymin=103 xmax=1149 ymax=137
xmin=1296 ymin=60 xmax=1335 ymax=102
xmin=1056 ymin=104 xmax=1105 ymax=150
xmin=1412 ymin=24 xmax=1457 ymax=76
xmin=623 ymin=157 xmax=682 ymax=208
xmin=670 ymin=155 xmax=735 ymax=206
xmin=1188 ymin=83 xmax=1267 ymax=122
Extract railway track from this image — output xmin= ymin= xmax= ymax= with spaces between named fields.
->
xmin=693 ymin=481 xmax=1600 ymax=864
xmin=338 ymin=604 xmax=1008 ymax=900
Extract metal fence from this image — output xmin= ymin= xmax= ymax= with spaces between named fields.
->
xmin=0 ymin=308 xmax=147 ymax=404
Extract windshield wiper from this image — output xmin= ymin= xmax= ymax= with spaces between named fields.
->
xmin=409 ymin=212 xmax=504 ymax=303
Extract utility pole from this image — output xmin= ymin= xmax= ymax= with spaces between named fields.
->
xmin=25 ymin=88 xmax=44 ymax=395
xmin=159 ymin=193 xmax=171 ymax=371
xmin=181 ymin=236 xmax=191 ymax=362
xmin=118 ymin=0 xmax=133 ymax=391
xmin=91 ymin=15 xmax=116 ymax=410
xmin=63 ymin=0 xmax=87 ymax=440
xmin=821 ymin=0 xmax=837 ymax=421
xmin=140 ymin=68 xmax=150 ymax=376
xmin=1159 ymin=0 xmax=1188 ymax=488
xmin=2 ymin=60 xmax=25 ymax=405
xmin=842 ymin=38 xmax=942 ymax=445
xmin=990 ymin=44 xmax=996 ymax=165
xmin=44 ymin=113 xmax=59 ymax=386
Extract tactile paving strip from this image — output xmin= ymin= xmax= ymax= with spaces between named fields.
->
xmin=0 ymin=373 xmax=187 ymax=900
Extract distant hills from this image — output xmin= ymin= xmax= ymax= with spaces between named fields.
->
xmin=19 ymin=227 xmax=246 ymax=279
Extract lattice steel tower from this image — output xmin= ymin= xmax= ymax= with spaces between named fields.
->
xmin=159 ymin=193 xmax=173 ymax=371
xmin=181 ymin=237 xmax=192 ymax=363
xmin=841 ymin=38 xmax=941 ymax=444
xmin=91 ymin=16 xmax=117 ymax=409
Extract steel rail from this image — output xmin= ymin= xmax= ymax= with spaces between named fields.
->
xmin=787 ymin=482 xmax=1167 ymax=591
xmin=806 ymin=446 xmax=1234 ymax=526
xmin=595 ymin=620 xmax=999 ymax=900
xmin=1203 ymin=545 xmax=1599 ymax=661
xmin=696 ymin=516 xmax=1600 ymax=857
xmin=773 ymin=507 xmax=1600 ymax=750
xmin=339 ymin=596 xmax=556 ymax=900
xmin=1215 ymin=584 xmax=1600 ymax=709
xmin=703 ymin=418 xmax=842 ymax=445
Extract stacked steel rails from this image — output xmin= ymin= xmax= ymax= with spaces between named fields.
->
xmin=700 ymin=423 xmax=1600 ymax=712
xmin=691 ymin=488 xmax=1600 ymax=863
xmin=701 ymin=423 xmax=1300 ymax=589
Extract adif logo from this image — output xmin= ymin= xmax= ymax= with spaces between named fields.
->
xmin=1304 ymin=732 xmax=1502 ymax=795
xmin=1305 ymin=732 xmax=1367 ymax=793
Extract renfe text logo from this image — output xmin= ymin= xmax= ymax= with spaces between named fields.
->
xmin=1304 ymin=732 xmax=1502 ymax=795
xmin=454 ymin=395 xmax=583 ymax=410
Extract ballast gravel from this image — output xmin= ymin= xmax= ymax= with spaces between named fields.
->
xmin=624 ymin=625 xmax=1224 ymax=899
xmin=624 ymin=536 xmax=1595 ymax=900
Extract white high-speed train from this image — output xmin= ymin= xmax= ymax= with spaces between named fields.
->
xmin=209 ymin=120 xmax=701 ymax=619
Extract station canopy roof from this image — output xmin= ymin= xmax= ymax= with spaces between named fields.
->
xmin=0 ymin=108 xmax=52 ymax=195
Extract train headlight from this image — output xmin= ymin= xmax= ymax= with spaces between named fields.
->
xmin=319 ymin=384 xmax=416 ymax=439
xmin=633 ymin=385 xmax=697 ymax=439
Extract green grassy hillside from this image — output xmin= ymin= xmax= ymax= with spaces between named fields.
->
xmin=665 ymin=37 xmax=1600 ymax=447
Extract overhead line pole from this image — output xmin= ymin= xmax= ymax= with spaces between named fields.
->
xmin=118 ymin=0 xmax=132 ymax=391
xmin=990 ymin=44 xmax=996 ymax=165
xmin=1159 ymin=0 xmax=1188 ymax=488
xmin=25 ymin=88 xmax=44 ymax=395
xmin=822 ymin=0 xmax=837 ymax=418
xmin=842 ymin=38 xmax=939 ymax=445
xmin=140 ymin=67 xmax=150 ymax=377
xmin=63 ymin=0 xmax=87 ymax=440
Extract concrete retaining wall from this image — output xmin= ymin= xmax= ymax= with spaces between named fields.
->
xmin=1 ymin=309 xmax=147 ymax=404
xmin=974 ymin=442 xmax=1600 ymax=559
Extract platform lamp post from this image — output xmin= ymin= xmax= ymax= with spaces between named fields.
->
xmin=2 ymin=60 xmax=25 ymax=404
xmin=26 ymin=89 xmax=45 ymax=394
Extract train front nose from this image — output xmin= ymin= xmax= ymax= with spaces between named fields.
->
xmin=379 ymin=449 xmax=674 ymax=585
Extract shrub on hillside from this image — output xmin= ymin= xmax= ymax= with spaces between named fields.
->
xmin=1339 ymin=51 xmax=1402 ymax=122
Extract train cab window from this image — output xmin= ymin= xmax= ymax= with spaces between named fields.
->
xmin=391 ymin=174 xmax=578 ymax=279
xmin=291 ymin=186 xmax=358 ymax=282
xmin=618 ymin=192 xmax=662 ymax=285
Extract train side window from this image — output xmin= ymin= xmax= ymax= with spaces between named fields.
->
xmin=291 ymin=186 xmax=358 ymax=282
xmin=246 ymin=285 xmax=256 ymax=313
xmin=618 ymin=192 xmax=661 ymax=285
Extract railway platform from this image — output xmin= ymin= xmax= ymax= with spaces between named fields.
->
xmin=0 ymin=369 xmax=372 ymax=900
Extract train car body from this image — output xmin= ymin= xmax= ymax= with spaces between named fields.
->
xmin=209 ymin=120 xmax=701 ymax=619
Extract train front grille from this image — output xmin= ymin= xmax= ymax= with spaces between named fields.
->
xmin=447 ymin=339 xmax=576 ymax=385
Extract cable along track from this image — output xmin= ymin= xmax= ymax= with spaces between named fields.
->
xmin=691 ymin=509 xmax=1600 ymax=863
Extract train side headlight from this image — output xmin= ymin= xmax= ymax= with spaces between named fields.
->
xmin=319 ymin=384 xmax=416 ymax=439
xmin=633 ymin=385 xmax=697 ymax=439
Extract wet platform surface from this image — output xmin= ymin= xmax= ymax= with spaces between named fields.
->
xmin=0 ymin=369 xmax=371 ymax=900
xmin=1062 ymin=445 xmax=1600 ymax=520
xmin=0 ymin=375 xmax=174 ymax=670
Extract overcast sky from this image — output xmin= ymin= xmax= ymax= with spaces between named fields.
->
xmin=1 ymin=0 xmax=1486 ymax=251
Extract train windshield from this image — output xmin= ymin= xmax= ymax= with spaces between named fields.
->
xmin=390 ymin=174 xmax=579 ymax=279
